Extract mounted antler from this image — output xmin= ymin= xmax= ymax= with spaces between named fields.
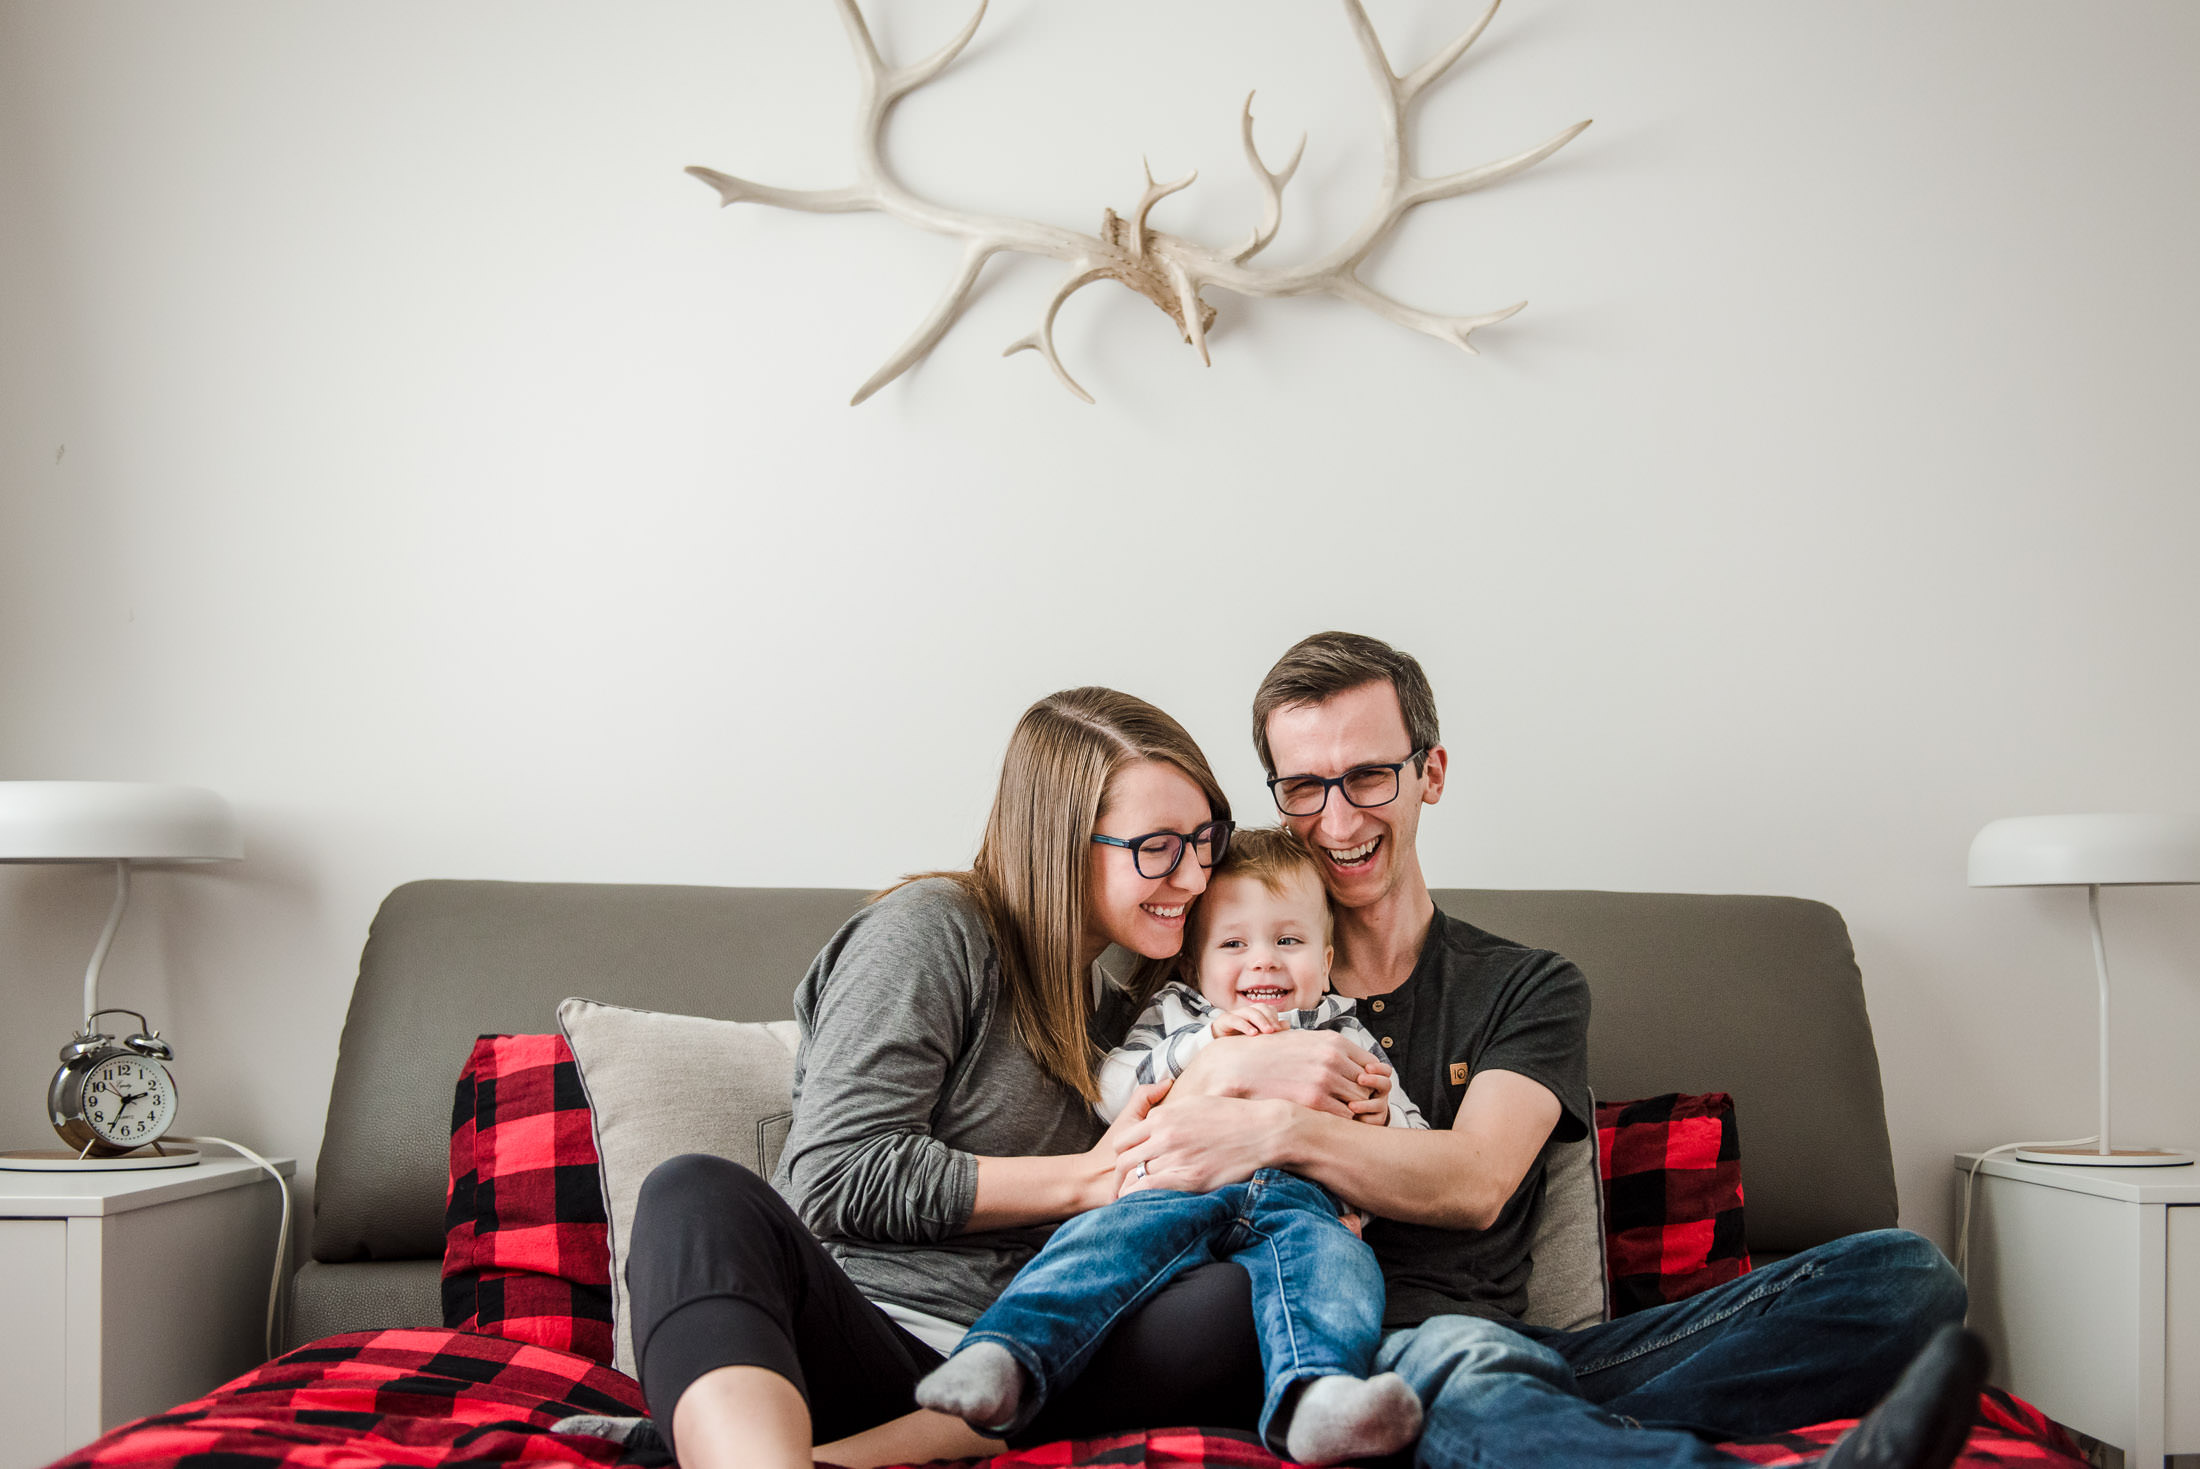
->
xmin=689 ymin=0 xmax=1588 ymax=405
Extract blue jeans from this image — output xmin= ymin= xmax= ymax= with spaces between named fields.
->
xmin=959 ymin=1168 xmax=1380 ymax=1449
xmin=1379 ymin=1228 xmax=1967 ymax=1469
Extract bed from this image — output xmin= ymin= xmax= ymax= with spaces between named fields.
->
xmin=49 ymin=881 xmax=2085 ymax=1469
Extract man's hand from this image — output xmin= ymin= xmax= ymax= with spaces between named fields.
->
xmin=1208 ymin=1003 xmax=1285 ymax=1038
xmin=1171 ymin=1029 xmax=1376 ymax=1119
xmin=1112 ymin=1092 xmax=1298 ymax=1197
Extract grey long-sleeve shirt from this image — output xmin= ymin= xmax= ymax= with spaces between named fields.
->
xmin=773 ymin=877 xmax=1141 ymax=1325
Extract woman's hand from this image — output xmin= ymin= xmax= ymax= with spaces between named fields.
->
xmin=1170 ymin=1029 xmax=1376 ymax=1118
xmin=1081 ymin=1078 xmax=1172 ymax=1205
xmin=1111 ymin=1092 xmax=1299 ymax=1196
xmin=970 ymin=1079 xmax=1171 ymax=1227
xmin=1101 ymin=1078 xmax=1173 ymax=1149
xmin=1208 ymin=1003 xmax=1284 ymax=1038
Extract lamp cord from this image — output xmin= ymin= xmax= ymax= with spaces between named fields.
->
xmin=1954 ymin=1135 xmax=2099 ymax=1289
xmin=171 ymin=1136 xmax=292 ymax=1361
xmin=2087 ymin=883 xmax=2112 ymax=1156
xmin=83 ymin=860 xmax=131 ymax=1023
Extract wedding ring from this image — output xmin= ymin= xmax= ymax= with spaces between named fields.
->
xmin=1130 ymin=1162 xmax=1149 ymax=1180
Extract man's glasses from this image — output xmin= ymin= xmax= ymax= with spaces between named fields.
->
xmin=1090 ymin=818 xmax=1235 ymax=879
xmin=1267 ymin=750 xmax=1429 ymax=817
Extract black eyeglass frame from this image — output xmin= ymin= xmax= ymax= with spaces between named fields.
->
xmin=1089 ymin=818 xmax=1236 ymax=880
xmin=1265 ymin=749 xmax=1432 ymax=817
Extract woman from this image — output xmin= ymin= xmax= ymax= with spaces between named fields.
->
xmin=626 ymin=687 xmax=1265 ymax=1469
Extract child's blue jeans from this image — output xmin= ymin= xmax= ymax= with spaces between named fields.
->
xmin=956 ymin=1167 xmax=1382 ymax=1449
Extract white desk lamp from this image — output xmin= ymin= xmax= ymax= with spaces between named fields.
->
xmin=1968 ymin=813 xmax=2200 ymax=1167
xmin=0 ymin=782 xmax=241 ymax=1169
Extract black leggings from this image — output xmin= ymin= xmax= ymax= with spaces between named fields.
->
xmin=626 ymin=1154 xmax=1263 ymax=1452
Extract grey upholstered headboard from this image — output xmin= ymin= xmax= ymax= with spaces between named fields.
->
xmin=1429 ymin=890 xmax=1896 ymax=1253
xmin=292 ymin=881 xmax=1896 ymax=1345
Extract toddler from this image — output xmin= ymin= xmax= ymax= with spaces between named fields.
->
xmin=916 ymin=828 xmax=1427 ymax=1465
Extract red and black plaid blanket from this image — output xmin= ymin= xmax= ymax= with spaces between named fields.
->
xmin=50 ymin=1327 xmax=2086 ymax=1469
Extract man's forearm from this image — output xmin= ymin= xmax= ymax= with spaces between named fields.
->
xmin=1279 ymin=1109 xmax=1509 ymax=1230
xmin=1170 ymin=1028 xmax=1375 ymax=1119
xmin=1113 ymin=1069 xmax=1555 ymax=1225
xmin=1282 ymin=1068 xmax=1564 ymax=1229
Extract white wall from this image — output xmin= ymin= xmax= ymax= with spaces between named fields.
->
xmin=3 ymin=0 xmax=2196 ymax=1260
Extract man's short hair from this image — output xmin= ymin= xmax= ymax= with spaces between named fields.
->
xmin=1251 ymin=630 xmax=1441 ymax=776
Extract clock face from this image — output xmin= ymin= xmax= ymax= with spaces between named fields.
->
xmin=81 ymin=1053 xmax=176 ymax=1147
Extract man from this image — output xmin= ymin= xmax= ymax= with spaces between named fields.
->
xmin=1114 ymin=631 xmax=1986 ymax=1469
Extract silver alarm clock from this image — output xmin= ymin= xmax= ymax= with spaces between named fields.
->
xmin=48 ymin=1008 xmax=180 ymax=1158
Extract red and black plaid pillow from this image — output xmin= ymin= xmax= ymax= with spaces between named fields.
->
xmin=1596 ymin=1091 xmax=1751 ymax=1315
xmin=438 ymin=1040 xmax=1744 ymax=1350
xmin=444 ymin=1034 xmax=615 ymax=1364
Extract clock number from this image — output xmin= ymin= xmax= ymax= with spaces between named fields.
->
xmin=69 ymin=1053 xmax=175 ymax=1149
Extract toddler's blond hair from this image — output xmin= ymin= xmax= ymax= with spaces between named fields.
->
xmin=1184 ymin=827 xmax=1334 ymax=969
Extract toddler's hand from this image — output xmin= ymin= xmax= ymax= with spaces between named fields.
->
xmin=1209 ymin=1003 xmax=1285 ymax=1038
xmin=1350 ymin=1062 xmax=1396 ymax=1125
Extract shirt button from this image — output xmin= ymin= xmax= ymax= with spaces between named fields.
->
xmin=1380 ymin=1037 xmax=1393 ymax=1049
xmin=1371 ymin=1000 xmax=1385 ymax=1013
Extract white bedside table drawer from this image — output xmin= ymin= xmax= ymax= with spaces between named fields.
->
xmin=1958 ymin=1153 xmax=2200 ymax=1469
xmin=0 ymin=1220 xmax=68 ymax=1468
xmin=0 ymin=1154 xmax=294 ymax=1469
xmin=1970 ymin=1175 xmax=2141 ymax=1442
xmin=2171 ymin=1205 xmax=2198 ymax=1444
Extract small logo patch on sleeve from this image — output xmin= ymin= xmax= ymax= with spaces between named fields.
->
xmin=1448 ymin=1062 xmax=1469 ymax=1086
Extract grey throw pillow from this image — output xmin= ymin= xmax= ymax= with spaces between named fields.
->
xmin=1520 ymin=1121 xmax=1610 ymax=1331
xmin=558 ymin=996 xmax=801 ymax=1378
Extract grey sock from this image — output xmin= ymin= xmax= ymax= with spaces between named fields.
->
xmin=914 ymin=1341 xmax=1027 ymax=1433
xmin=550 ymin=1413 xmax=650 ymax=1444
xmin=1282 ymin=1371 xmax=1424 ymax=1466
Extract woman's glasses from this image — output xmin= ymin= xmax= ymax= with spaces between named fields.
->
xmin=1090 ymin=819 xmax=1235 ymax=879
xmin=1266 ymin=750 xmax=1429 ymax=817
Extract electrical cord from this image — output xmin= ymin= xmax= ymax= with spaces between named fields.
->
xmin=171 ymin=1136 xmax=293 ymax=1360
xmin=1954 ymin=1134 xmax=2097 ymax=1285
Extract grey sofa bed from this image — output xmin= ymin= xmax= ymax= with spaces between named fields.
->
xmin=291 ymin=881 xmax=1901 ymax=1349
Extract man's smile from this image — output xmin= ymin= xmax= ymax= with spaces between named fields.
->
xmin=1324 ymin=836 xmax=1381 ymax=870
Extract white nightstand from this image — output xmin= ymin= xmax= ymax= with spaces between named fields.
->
xmin=0 ymin=1153 xmax=294 ymax=1469
xmin=1955 ymin=1152 xmax=2199 ymax=1469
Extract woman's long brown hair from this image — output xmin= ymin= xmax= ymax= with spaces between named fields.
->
xmin=894 ymin=687 xmax=1229 ymax=1103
